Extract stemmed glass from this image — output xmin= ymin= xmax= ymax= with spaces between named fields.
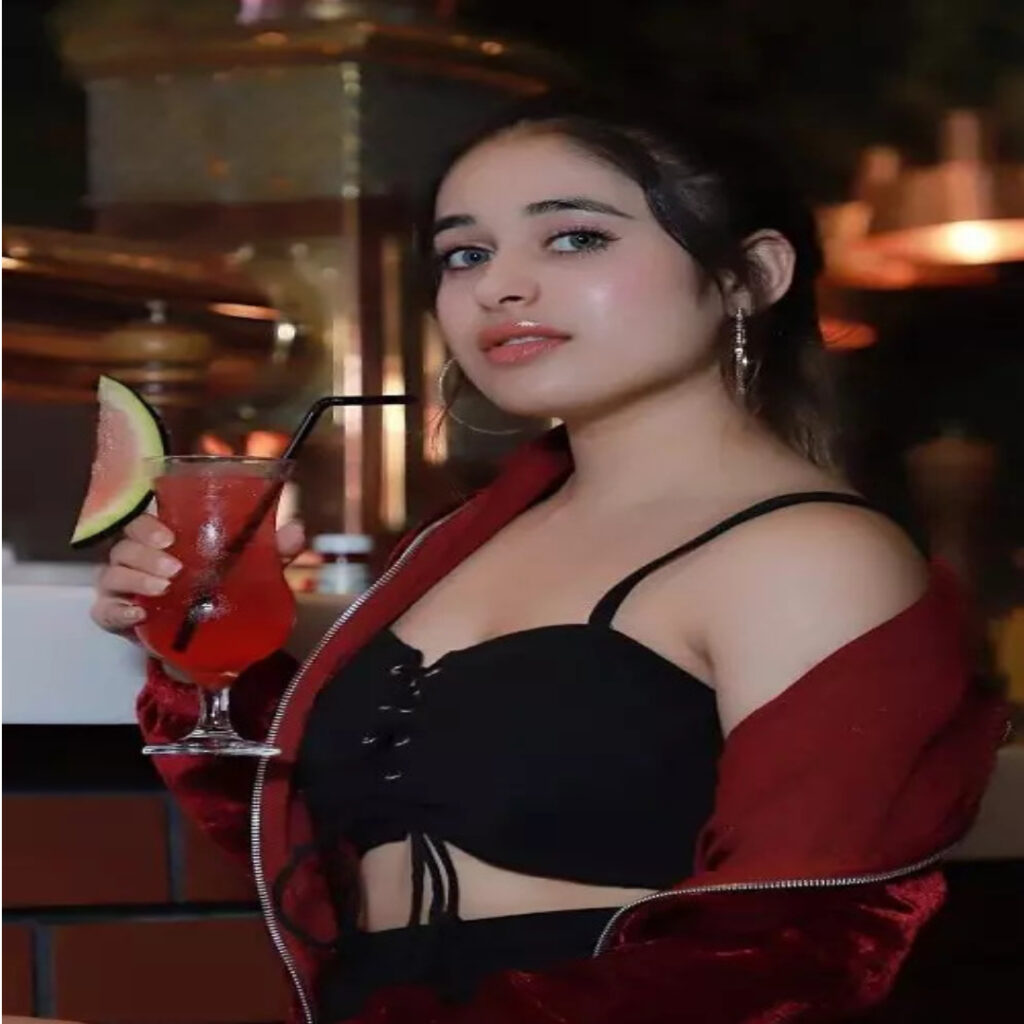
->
xmin=136 ymin=456 xmax=295 ymax=757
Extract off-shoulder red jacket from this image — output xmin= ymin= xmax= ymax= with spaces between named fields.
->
xmin=138 ymin=427 xmax=1006 ymax=1024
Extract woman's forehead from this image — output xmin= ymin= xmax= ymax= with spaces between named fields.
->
xmin=435 ymin=131 xmax=645 ymax=219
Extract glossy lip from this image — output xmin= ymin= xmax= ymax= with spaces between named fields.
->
xmin=478 ymin=320 xmax=571 ymax=351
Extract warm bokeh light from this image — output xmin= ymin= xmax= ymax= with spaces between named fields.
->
xmin=863 ymin=219 xmax=1024 ymax=267
xmin=422 ymin=315 xmax=449 ymax=466
xmin=820 ymin=316 xmax=878 ymax=350
xmin=208 ymin=302 xmax=279 ymax=320
xmin=940 ymin=220 xmax=1021 ymax=264
xmin=196 ymin=430 xmax=288 ymax=457
xmin=199 ymin=432 xmax=235 ymax=456
xmin=245 ymin=430 xmax=288 ymax=458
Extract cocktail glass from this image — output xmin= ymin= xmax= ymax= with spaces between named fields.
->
xmin=136 ymin=456 xmax=295 ymax=757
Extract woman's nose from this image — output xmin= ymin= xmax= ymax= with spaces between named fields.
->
xmin=472 ymin=255 xmax=540 ymax=310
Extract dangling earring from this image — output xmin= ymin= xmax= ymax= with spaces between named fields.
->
xmin=731 ymin=308 xmax=754 ymax=401
xmin=436 ymin=358 xmax=525 ymax=436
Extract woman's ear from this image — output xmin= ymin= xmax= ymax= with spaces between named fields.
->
xmin=732 ymin=230 xmax=796 ymax=311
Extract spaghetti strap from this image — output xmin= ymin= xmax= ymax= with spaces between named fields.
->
xmin=587 ymin=491 xmax=877 ymax=628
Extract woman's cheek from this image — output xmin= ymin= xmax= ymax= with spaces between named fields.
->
xmin=573 ymin=259 xmax=674 ymax=336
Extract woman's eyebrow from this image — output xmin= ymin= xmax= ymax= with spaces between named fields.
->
xmin=524 ymin=196 xmax=635 ymax=218
xmin=432 ymin=196 xmax=634 ymax=238
xmin=432 ymin=213 xmax=475 ymax=237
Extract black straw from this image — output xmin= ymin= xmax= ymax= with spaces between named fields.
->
xmin=171 ymin=394 xmax=416 ymax=652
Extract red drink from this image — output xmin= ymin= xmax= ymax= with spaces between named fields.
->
xmin=137 ymin=456 xmax=294 ymax=757
xmin=137 ymin=473 xmax=295 ymax=687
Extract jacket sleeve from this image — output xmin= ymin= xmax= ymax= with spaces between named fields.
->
xmin=137 ymin=650 xmax=297 ymax=869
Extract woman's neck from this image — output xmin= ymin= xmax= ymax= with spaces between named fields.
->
xmin=555 ymin=371 xmax=802 ymax=515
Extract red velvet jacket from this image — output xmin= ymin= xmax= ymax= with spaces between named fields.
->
xmin=138 ymin=428 xmax=1006 ymax=1024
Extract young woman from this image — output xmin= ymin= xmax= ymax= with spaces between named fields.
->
xmin=92 ymin=96 xmax=1004 ymax=1023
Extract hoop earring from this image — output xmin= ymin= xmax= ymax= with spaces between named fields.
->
xmin=437 ymin=358 xmax=525 ymax=436
xmin=731 ymin=308 xmax=756 ymax=401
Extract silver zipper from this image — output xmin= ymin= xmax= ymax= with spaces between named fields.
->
xmin=250 ymin=511 xmax=459 ymax=1024
xmin=592 ymin=846 xmax=951 ymax=956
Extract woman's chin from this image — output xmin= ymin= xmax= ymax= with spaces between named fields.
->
xmin=476 ymin=377 xmax=610 ymax=422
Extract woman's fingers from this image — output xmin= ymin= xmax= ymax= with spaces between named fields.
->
xmin=98 ymin=563 xmax=173 ymax=597
xmin=109 ymin=538 xmax=182 ymax=579
xmin=93 ymin=515 xmax=304 ymax=638
xmin=123 ymin=513 xmax=174 ymax=549
xmin=91 ymin=595 xmax=146 ymax=632
xmin=277 ymin=519 xmax=306 ymax=564
xmin=92 ymin=514 xmax=178 ymax=636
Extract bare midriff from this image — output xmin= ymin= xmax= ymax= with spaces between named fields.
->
xmin=360 ymin=839 xmax=658 ymax=930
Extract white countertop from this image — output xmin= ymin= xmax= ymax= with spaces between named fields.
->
xmin=2 ymin=563 xmax=348 ymax=725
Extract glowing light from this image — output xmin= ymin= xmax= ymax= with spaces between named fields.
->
xmin=820 ymin=316 xmax=877 ymax=350
xmin=892 ymin=218 xmax=1024 ymax=265
xmin=199 ymin=432 xmax=235 ymax=456
xmin=481 ymin=41 xmax=505 ymax=55
xmin=942 ymin=221 xmax=1004 ymax=264
xmin=209 ymin=302 xmax=278 ymax=320
xmin=245 ymin=430 xmax=288 ymax=458
xmin=422 ymin=315 xmax=449 ymax=466
xmin=381 ymin=237 xmax=406 ymax=530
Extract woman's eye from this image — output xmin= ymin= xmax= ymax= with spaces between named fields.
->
xmin=548 ymin=230 xmax=613 ymax=254
xmin=438 ymin=247 xmax=491 ymax=271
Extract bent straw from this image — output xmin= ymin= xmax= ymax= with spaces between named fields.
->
xmin=171 ymin=394 xmax=416 ymax=652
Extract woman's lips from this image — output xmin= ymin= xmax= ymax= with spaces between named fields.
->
xmin=484 ymin=337 xmax=568 ymax=366
xmin=478 ymin=321 xmax=571 ymax=367
xmin=478 ymin=321 xmax=571 ymax=350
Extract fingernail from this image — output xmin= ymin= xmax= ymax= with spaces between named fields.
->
xmin=146 ymin=577 xmax=170 ymax=594
xmin=152 ymin=531 xmax=174 ymax=549
xmin=125 ymin=605 xmax=145 ymax=622
xmin=158 ymin=556 xmax=182 ymax=577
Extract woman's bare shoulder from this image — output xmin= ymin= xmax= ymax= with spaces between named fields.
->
xmin=700 ymin=500 xmax=929 ymax=734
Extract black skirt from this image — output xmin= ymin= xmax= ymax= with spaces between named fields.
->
xmin=316 ymin=907 xmax=616 ymax=1022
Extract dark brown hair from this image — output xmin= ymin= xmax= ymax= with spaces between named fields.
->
xmin=427 ymin=93 xmax=837 ymax=468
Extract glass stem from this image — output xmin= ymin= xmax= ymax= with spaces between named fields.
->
xmin=196 ymin=687 xmax=235 ymax=736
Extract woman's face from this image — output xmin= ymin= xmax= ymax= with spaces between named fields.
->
xmin=433 ymin=130 xmax=726 ymax=422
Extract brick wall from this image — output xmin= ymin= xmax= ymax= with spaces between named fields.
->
xmin=2 ymin=790 xmax=290 ymax=1023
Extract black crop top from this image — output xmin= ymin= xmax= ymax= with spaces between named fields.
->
xmin=296 ymin=492 xmax=874 ymax=930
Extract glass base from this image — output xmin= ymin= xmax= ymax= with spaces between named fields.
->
xmin=141 ymin=681 xmax=280 ymax=757
xmin=143 ymin=727 xmax=280 ymax=758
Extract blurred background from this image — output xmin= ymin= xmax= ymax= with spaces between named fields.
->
xmin=2 ymin=2 xmax=1022 ymax=1022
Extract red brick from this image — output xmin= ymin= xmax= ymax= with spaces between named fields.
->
xmin=3 ymin=794 xmax=169 ymax=908
xmin=2 ymin=924 xmax=35 ymax=1015
xmin=181 ymin=816 xmax=256 ymax=903
xmin=52 ymin=915 xmax=290 ymax=1023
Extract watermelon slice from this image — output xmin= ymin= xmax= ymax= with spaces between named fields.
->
xmin=70 ymin=375 xmax=169 ymax=547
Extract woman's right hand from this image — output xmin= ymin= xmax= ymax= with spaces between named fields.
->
xmin=90 ymin=513 xmax=306 ymax=638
